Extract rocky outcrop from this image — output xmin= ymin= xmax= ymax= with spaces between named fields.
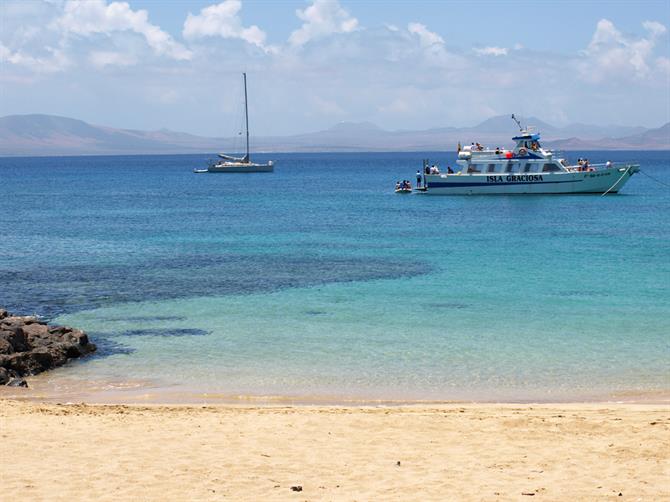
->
xmin=0 ymin=308 xmax=96 ymax=387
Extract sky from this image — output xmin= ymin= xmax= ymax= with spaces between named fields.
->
xmin=1 ymin=0 xmax=669 ymax=136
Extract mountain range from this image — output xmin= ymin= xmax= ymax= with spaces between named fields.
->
xmin=0 ymin=114 xmax=667 ymax=156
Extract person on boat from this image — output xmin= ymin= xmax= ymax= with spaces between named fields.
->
xmin=447 ymin=166 xmax=454 ymax=174
xmin=416 ymin=170 xmax=422 ymax=188
xmin=395 ymin=181 xmax=401 ymax=190
xmin=495 ymin=147 xmax=501 ymax=155
xmin=425 ymin=164 xmax=431 ymax=175
xmin=476 ymin=142 xmax=483 ymax=151
xmin=606 ymin=160 xmax=612 ymax=169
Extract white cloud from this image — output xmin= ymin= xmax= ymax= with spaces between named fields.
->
xmin=407 ymin=22 xmax=444 ymax=47
xmin=57 ymin=0 xmax=192 ymax=61
xmin=642 ymin=20 xmax=667 ymax=38
xmin=378 ymin=98 xmax=411 ymax=114
xmin=581 ymin=18 xmax=667 ymax=81
xmin=289 ymin=0 xmax=359 ymax=47
xmin=183 ymin=0 xmax=273 ymax=52
xmin=310 ymin=96 xmax=346 ymax=116
xmin=474 ymin=46 xmax=508 ymax=56
xmin=89 ymin=50 xmax=137 ymax=68
xmin=0 ymin=42 xmax=69 ymax=73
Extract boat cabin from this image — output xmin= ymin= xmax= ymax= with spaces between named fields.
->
xmin=456 ymin=130 xmax=569 ymax=174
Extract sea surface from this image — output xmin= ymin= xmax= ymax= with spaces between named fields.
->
xmin=1 ymin=151 xmax=668 ymax=402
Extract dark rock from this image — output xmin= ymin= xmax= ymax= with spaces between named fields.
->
xmin=0 ymin=307 xmax=96 ymax=385
xmin=290 ymin=486 xmax=302 ymax=492
xmin=0 ymin=326 xmax=28 ymax=353
xmin=7 ymin=377 xmax=28 ymax=387
xmin=4 ymin=350 xmax=55 ymax=374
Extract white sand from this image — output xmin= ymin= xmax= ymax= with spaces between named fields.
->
xmin=1 ymin=400 xmax=668 ymax=501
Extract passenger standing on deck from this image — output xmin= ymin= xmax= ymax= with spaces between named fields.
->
xmin=416 ymin=170 xmax=422 ymax=188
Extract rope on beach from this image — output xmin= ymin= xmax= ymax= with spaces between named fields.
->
xmin=601 ymin=165 xmax=632 ymax=197
xmin=638 ymin=169 xmax=670 ymax=189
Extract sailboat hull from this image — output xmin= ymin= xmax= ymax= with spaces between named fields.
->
xmin=206 ymin=162 xmax=274 ymax=173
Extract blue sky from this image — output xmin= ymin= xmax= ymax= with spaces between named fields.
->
xmin=1 ymin=0 xmax=669 ymax=136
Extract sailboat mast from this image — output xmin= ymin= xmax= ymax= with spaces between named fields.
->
xmin=243 ymin=72 xmax=249 ymax=160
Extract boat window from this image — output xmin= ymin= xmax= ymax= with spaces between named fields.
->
xmin=524 ymin=163 xmax=532 ymax=173
xmin=467 ymin=165 xmax=481 ymax=173
xmin=487 ymin=164 xmax=496 ymax=173
xmin=542 ymin=163 xmax=561 ymax=172
xmin=505 ymin=162 xmax=515 ymax=173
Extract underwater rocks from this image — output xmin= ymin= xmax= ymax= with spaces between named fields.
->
xmin=0 ymin=308 xmax=96 ymax=387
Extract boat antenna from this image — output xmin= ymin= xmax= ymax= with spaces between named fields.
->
xmin=511 ymin=113 xmax=523 ymax=132
xmin=243 ymin=72 xmax=249 ymax=162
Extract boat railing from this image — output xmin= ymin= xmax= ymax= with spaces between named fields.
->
xmin=565 ymin=162 xmax=639 ymax=172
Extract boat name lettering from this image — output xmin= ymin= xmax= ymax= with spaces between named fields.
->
xmin=486 ymin=175 xmax=544 ymax=183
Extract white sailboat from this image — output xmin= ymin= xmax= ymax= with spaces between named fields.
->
xmin=195 ymin=73 xmax=274 ymax=173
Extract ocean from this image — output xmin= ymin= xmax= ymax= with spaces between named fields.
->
xmin=1 ymin=151 xmax=668 ymax=402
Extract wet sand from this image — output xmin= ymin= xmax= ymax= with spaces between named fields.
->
xmin=1 ymin=400 xmax=668 ymax=501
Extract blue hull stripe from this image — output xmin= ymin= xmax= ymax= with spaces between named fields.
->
xmin=428 ymin=179 xmax=582 ymax=188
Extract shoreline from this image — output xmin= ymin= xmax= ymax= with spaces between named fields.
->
xmin=3 ymin=399 xmax=668 ymax=500
xmin=2 ymin=375 xmax=668 ymax=406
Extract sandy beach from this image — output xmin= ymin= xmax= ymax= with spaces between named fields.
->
xmin=1 ymin=400 xmax=668 ymax=501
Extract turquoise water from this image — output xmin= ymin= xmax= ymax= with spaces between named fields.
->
xmin=1 ymin=151 xmax=668 ymax=401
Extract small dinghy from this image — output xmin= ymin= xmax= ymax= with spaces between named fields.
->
xmin=193 ymin=169 xmax=209 ymax=174
xmin=395 ymin=180 xmax=413 ymax=193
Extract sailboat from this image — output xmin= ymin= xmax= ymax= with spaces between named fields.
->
xmin=195 ymin=73 xmax=274 ymax=173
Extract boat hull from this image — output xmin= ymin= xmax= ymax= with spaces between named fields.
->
xmin=423 ymin=165 xmax=639 ymax=195
xmin=206 ymin=162 xmax=274 ymax=173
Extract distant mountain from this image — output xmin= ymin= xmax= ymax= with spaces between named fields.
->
xmin=544 ymin=123 xmax=670 ymax=150
xmin=0 ymin=114 xmax=667 ymax=156
xmin=468 ymin=115 xmax=558 ymax=135
xmin=0 ymin=114 xmax=223 ymax=156
xmin=613 ymin=122 xmax=670 ymax=147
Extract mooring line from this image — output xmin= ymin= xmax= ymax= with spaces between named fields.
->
xmin=601 ymin=165 xmax=632 ymax=197
xmin=638 ymin=169 xmax=670 ymax=189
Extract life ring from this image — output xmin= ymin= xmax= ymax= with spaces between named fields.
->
xmin=518 ymin=148 xmax=527 ymax=156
